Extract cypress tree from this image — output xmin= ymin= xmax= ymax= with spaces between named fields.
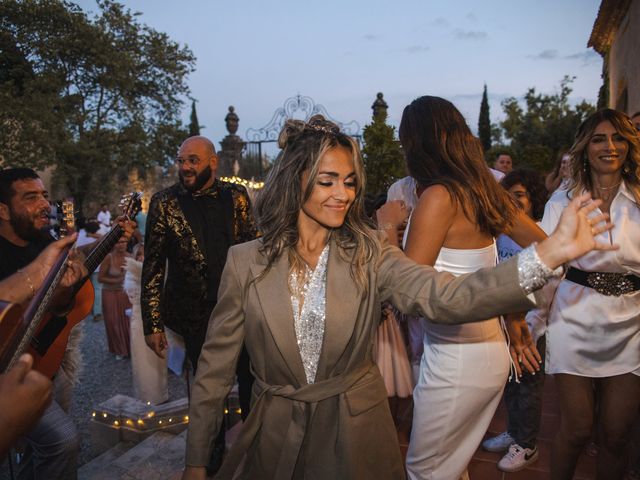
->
xmin=362 ymin=93 xmax=405 ymax=196
xmin=188 ymin=100 xmax=200 ymax=137
xmin=478 ymin=84 xmax=491 ymax=152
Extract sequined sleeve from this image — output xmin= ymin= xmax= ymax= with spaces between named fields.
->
xmin=141 ymin=193 xmax=168 ymax=335
xmin=517 ymin=244 xmax=564 ymax=295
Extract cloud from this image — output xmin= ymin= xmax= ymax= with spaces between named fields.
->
xmin=454 ymin=29 xmax=488 ymax=40
xmin=406 ymin=45 xmax=430 ymax=54
xmin=430 ymin=16 xmax=450 ymax=28
xmin=528 ymin=49 xmax=559 ymax=60
xmin=564 ymin=50 xmax=600 ymax=65
xmin=363 ymin=34 xmax=379 ymax=41
xmin=465 ymin=12 xmax=477 ymax=22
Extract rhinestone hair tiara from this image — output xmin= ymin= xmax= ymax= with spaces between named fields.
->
xmin=304 ymin=122 xmax=340 ymax=136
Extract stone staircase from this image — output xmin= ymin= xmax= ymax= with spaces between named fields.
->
xmin=78 ymin=430 xmax=184 ymax=480
xmin=78 ymin=421 xmax=243 ymax=480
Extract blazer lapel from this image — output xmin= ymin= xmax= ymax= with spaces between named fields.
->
xmin=250 ymin=251 xmax=307 ymax=387
xmin=316 ymin=241 xmax=361 ymax=379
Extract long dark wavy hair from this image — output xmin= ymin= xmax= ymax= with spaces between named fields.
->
xmin=399 ymin=96 xmax=519 ymax=236
xmin=254 ymin=115 xmax=379 ymax=289
xmin=567 ymin=108 xmax=640 ymax=204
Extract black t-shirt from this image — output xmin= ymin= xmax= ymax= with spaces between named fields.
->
xmin=0 ymin=235 xmax=52 ymax=281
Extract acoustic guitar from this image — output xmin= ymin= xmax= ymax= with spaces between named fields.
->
xmin=0 ymin=200 xmax=77 ymax=374
xmin=0 ymin=193 xmax=142 ymax=378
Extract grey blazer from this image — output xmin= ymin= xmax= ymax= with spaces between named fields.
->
xmin=186 ymin=236 xmax=533 ymax=479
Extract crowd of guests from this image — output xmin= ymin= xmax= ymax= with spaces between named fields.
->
xmin=0 ymin=104 xmax=637 ymax=480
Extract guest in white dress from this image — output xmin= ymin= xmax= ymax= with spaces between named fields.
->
xmin=124 ymin=247 xmax=168 ymax=405
xmin=541 ymin=109 xmax=640 ymax=480
xmin=390 ymin=96 xmax=548 ymax=480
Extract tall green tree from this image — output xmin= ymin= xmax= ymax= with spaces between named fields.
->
xmin=188 ymin=100 xmax=200 ymax=137
xmin=362 ymin=94 xmax=405 ymax=196
xmin=0 ymin=0 xmax=195 ymax=212
xmin=497 ymin=76 xmax=595 ymax=172
xmin=478 ymin=84 xmax=491 ymax=152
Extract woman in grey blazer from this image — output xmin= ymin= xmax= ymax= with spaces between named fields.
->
xmin=182 ymin=116 xmax=614 ymax=480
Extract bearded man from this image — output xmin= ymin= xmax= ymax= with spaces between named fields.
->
xmin=141 ymin=135 xmax=256 ymax=474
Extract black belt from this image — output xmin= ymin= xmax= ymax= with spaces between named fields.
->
xmin=566 ymin=267 xmax=640 ymax=296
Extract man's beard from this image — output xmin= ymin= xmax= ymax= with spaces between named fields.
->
xmin=179 ymin=165 xmax=213 ymax=192
xmin=9 ymin=208 xmax=51 ymax=242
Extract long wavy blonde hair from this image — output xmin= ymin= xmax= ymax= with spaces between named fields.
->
xmin=254 ymin=115 xmax=380 ymax=290
xmin=566 ymin=108 xmax=640 ymax=204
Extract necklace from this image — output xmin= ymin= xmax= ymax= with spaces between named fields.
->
xmin=594 ymin=180 xmax=621 ymax=191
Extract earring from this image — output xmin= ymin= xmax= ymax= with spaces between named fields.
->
xmin=583 ymin=157 xmax=589 ymax=174
xmin=623 ymin=164 xmax=630 ymax=174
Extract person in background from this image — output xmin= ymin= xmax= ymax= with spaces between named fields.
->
xmin=482 ymin=168 xmax=550 ymax=472
xmin=142 ymin=135 xmax=257 ymax=474
xmin=545 ymin=151 xmax=572 ymax=194
xmin=494 ymin=152 xmax=514 ymax=174
xmin=124 ymin=244 xmax=168 ymax=404
xmin=98 ymin=238 xmax=132 ymax=359
xmin=97 ymin=203 xmax=112 ymax=235
xmin=543 ymin=109 xmax=640 ymax=480
xmin=390 ymin=96 xmax=547 ymax=480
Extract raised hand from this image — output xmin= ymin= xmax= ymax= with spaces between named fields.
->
xmin=536 ymin=193 xmax=617 ymax=269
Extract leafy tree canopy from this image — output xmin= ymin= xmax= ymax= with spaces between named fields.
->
xmin=495 ymin=76 xmax=595 ymax=173
xmin=0 ymin=0 xmax=195 ymax=212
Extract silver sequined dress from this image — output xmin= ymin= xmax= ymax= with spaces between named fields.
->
xmin=289 ymin=244 xmax=330 ymax=384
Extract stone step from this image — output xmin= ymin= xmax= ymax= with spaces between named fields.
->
xmin=77 ymin=441 xmax=134 ymax=480
xmin=77 ymin=421 xmax=245 ymax=480
xmin=119 ymin=430 xmax=187 ymax=480
xmin=111 ymin=431 xmax=176 ymax=473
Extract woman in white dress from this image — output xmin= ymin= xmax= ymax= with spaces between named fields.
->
xmin=124 ymin=246 xmax=169 ymax=405
xmin=541 ymin=109 xmax=640 ymax=480
xmin=393 ymin=96 xmax=548 ymax=480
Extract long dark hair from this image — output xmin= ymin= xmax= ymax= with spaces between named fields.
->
xmin=399 ymin=96 xmax=518 ymax=236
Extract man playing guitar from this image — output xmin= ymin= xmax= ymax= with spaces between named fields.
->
xmin=0 ymin=168 xmax=135 ymax=479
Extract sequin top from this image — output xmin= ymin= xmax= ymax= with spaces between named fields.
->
xmin=289 ymin=244 xmax=329 ymax=384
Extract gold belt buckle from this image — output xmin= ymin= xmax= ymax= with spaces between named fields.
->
xmin=586 ymin=272 xmax=634 ymax=296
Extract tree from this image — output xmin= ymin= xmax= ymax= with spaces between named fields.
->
xmin=362 ymin=94 xmax=405 ymax=197
xmin=188 ymin=100 xmax=200 ymax=137
xmin=497 ymin=76 xmax=595 ymax=172
xmin=478 ymin=84 xmax=491 ymax=152
xmin=0 ymin=0 xmax=195 ymax=213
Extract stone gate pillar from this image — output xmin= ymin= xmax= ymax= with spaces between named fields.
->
xmin=218 ymin=106 xmax=245 ymax=176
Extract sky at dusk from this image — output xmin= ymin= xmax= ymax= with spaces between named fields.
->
xmin=76 ymin=0 xmax=603 ymax=155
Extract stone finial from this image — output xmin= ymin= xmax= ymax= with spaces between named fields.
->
xmin=371 ymin=92 xmax=388 ymax=118
xmin=225 ymin=106 xmax=239 ymax=135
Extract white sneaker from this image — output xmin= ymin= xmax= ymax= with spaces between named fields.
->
xmin=481 ymin=431 xmax=515 ymax=453
xmin=497 ymin=443 xmax=539 ymax=472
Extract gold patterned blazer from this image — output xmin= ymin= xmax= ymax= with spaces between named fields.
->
xmin=141 ymin=180 xmax=257 ymax=337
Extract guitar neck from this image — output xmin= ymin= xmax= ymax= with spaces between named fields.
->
xmin=84 ymin=224 xmax=125 ymax=274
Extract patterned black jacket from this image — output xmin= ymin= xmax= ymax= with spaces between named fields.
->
xmin=141 ymin=179 xmax=257 ymax=337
